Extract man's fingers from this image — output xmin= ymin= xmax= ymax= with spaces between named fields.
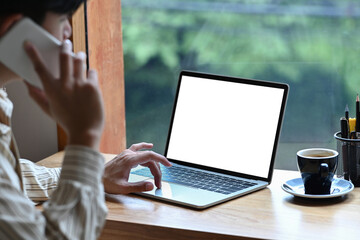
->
xmin=121 ymin=181 xmax=154 ymax=194
xmin=87 ymin=69 xmax=98 ymax=85
xmin=24 ymin=41 xmax=53 ymax=89
xmin=73 ymin=52 xmax=86 ymax=80
xmin=132 ymin=151 xmax=172 ymax=167
xmin=129 ymin=142 xmax=154 ymax=152
xmin=60 ymin=40 xmax=74 ymax=86
xmin=142 ymin=161 xmax=162 ymax=188
xmin=25 ymin=82 xmax=51 ymax=116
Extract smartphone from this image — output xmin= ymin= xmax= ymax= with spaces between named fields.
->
xmin=0 ymin=18 xmax=62 ymax=89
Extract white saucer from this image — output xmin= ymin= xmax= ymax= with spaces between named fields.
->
xmin=281 ymin=178 xmax=354 ymax=199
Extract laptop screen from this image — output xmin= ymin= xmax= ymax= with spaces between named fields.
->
xmin=165 ymin=71 xmax=288 ymax=180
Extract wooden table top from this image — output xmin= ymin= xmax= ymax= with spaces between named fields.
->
xmin=38 ymin=152 xmax=360 ymax=240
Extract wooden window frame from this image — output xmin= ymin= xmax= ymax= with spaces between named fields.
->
xmin=58 ymin=0 xmax=126 ymax=153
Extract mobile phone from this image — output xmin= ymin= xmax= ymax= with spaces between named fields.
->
xmin=0 ymin=18 xmax=62 ymax=89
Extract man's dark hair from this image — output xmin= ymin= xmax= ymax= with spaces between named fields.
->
xmin=0 ymin=0 xmax=84 ymax=24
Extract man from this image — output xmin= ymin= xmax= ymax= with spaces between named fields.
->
xmin=0 ymin=0 xmax=171 ymax=239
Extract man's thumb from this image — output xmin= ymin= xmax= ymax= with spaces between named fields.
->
xmin=126 ymin=181 xmax=154 ymax=193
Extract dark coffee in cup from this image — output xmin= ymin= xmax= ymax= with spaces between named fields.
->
xmin=303 ymin=153 xmax=334 ymax=158
xmin=297 ymin=148 xmax=338 ymax=195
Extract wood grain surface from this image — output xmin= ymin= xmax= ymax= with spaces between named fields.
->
xmin=38 ymin=152 xmax=360 ymax=240
xmin=58 ymin=0 xmax=126 ymax=154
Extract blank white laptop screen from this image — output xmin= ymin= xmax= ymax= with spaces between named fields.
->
xmin=166 ymin=75 xmax=285 ymax=179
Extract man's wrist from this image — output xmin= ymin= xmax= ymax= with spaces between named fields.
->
xmin=68 ymin=129 xmax=102 ymax=150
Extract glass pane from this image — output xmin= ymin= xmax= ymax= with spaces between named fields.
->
xmin=122 ymin=0 xmax=360 ymax=170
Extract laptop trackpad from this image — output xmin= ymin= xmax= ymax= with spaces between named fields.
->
xmin=141 ymin=179 xmax=184 ymax=198
xmin=128 ymin=175 xmax=184 ymax=198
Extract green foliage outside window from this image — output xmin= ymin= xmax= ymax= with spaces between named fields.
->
xmin=122 ymin=0 xmax=360 ymax=170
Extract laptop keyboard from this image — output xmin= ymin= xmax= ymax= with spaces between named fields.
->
xmin=132 ymin=165 xmax=257 ymax=195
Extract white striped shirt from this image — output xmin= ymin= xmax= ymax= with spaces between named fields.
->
xmin=21 ymin=159 xmax=61 ymax=202
xmin=0 ymin=89 xmax=107 ymax=239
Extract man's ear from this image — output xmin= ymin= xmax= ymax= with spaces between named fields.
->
xmin=0 ymin=14 xmax=23 ymax=37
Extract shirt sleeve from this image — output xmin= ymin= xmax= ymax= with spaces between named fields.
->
xmin=0 ymin=145 xmax=107 ymax=240
xmin=20 ymin=158 xmax=61 ymax=203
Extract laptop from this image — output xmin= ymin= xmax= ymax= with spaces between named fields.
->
xmin=129 ymin=71 xmax=289 ymax=209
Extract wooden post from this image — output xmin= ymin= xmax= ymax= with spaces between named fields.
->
xmin=58 ymin=0 xmax=126 ymax=153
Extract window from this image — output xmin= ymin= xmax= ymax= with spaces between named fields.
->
xmin=122 ymin=0 xmax=360 ymax=170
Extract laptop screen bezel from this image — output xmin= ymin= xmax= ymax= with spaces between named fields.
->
xmin=164 ymin=70 xmax=289 ymax=184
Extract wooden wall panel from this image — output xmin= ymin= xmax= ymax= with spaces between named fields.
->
xmin=59 ymin=1 xmax=126 ymax=153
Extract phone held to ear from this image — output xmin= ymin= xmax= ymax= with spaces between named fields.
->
xmin=0 ymin=18 xmax=65 ymax=89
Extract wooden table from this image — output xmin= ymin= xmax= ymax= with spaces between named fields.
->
xmin=38 ymin=152 xmax=360 ymax=240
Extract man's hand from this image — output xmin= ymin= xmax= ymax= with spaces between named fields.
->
xmin=103 ymin=142 xmax=172 ymax=194
xmin=24 ymin=40 xmax=104 ymax=150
